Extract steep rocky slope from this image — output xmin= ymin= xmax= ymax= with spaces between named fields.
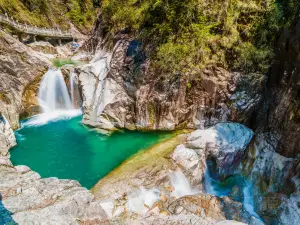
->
xmin=0 ymin=30 xmax=49 ymax=129
xmin=78 ymin=37 xmax=264 ymax=131
xmin=240 ymin=19 xmax=300 ymax=224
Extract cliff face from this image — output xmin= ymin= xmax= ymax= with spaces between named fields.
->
xmin=238 ymin=20 xmax=300 ymax=224
xmin=0 ymin=31 xmax=49 ymax=129
xmin=79 ymin=32 xmax=265 ymax=131
xmin=264 ymin=21 xmax=300 ymax=158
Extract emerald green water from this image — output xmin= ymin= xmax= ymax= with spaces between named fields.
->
xmin=11 ymin=117 xmax=171 ymax=189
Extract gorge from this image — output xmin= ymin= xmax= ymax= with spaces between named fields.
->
xmin=0 ymin=0 xmax=300 ymax=225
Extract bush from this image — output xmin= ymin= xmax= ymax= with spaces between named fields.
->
xmin=0 ymin=0 xmax=96 ymax=30
xmin=100 ymin=0 xmax=300 ymax=75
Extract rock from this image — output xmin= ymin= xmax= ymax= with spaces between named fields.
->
xmin=28 ymin=41 xmax=58 ymax=55
xmin=0 ymin=164 xmax=108 ymax=224
xmin=0 ymin=31 xmax=49 ymax=128
xmin=216 ymin=221 xmax=247 ymax=225
xmin=0 ymin=115 xmax=16 ymax=156
xmin=171 ymin=144 xmax=205 ymax=189
xmin=185 ymin=123 xmax=254 ymax=176
xmin=230 ymin=73 xmax=266 ymax=126
xmin=91 ymin=128 xmax=261 ymax=225
xmin=278 ymin=192 xmax=300 ymax=225
xmin=15 ymin=165 xmax=31 ymax=174
xmin=78 ymin=34 xmax=263 ymax=131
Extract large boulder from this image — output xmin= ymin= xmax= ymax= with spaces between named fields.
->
xmin=0 ymin=163 xmax=108 ymax=224
xmin=185 ymin=123 xmax=254 ymax=176
xmin=278 ymin=192 xmax=300 ymax=225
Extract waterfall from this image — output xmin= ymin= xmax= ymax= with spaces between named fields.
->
xmin=243 ymin=180 xmax=261 ymax=219
xmin=204 ymin=163 xmax=217 ymax=196
xmin=204 ymin=160 xmax=261 ymax=220
xmin=127 ymin=187 xmax=161 ymax=214
xmin=23 ymin=68 xmax=81 ymax=127
xmin=69 ymin=69 xmax=75 ymax=108
xmin=69 ymin=69 xmax=81 ymax=108
xmin=169 ymin=170 xmax=199 ymax=198
xmin=38 ymin=69 xmax=72 ymax=112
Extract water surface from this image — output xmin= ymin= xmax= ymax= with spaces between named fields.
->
xmin=11 ymin=117 xmax=171 ymax=189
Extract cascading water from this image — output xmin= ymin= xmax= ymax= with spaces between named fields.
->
xmin=127 ymin=187 xmax=161 ymax=214
xmin=243 ymin=180 xmax=261 ymax=219
xmin=204 ymin=160 xmax=261 ymax=220
xmin=169 ymin=170 xmax=199 ymax=198
xmin=69 ymin=69 xmax=81 ymax=108
xmin=39 ymin=69 xmax=73 ymax=112
xmin=23 ymin=68 xmax=81 ymax=127
xmin=69 ymin=69 xmax=76 ymax=108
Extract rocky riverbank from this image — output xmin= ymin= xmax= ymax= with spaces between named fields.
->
xmin=0 ymin=114 xmax=261 ymax=224
xmin=0 ymin=5 xmax=300 ymax=224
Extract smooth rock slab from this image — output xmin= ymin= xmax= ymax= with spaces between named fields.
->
xmin=186 ymin=123 xmax=254 ymax=176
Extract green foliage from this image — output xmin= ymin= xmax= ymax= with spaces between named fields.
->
xmin=52 ymin=58 xmax=83 ymax=68
xmin=234 ymin=42 xmax=274 ymax=73
xmin=101 ymin=0 xmax=300 ymax=75
xmin=65 ymin=0 xmax=95 ymax=28
xmin=0 ymin=0 xmax=96 ymax=30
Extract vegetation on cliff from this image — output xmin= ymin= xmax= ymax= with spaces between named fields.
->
xmin=0 ymin=0 xmax=98 ymax=31
xmin=101 ymin=0 xmax=300 ymax=75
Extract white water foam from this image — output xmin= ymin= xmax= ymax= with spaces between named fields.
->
xmin=243 ymin=180 xmax=261 ymax=219
xmin=38 ymin=69 xmax=73 ymax=112
xmin=22 ymin=68 xmax=82 ymax=127
xmin=169 ymin=170 xmax=199 ymax=198
xmin=127 ymin=187 xmax=161 ymax=214
xmin=21 ymin=109 xmax=82 ymax=128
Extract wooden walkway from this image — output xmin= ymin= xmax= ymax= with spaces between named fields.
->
xmin=0 ymin=13 xmax=75 ymax=39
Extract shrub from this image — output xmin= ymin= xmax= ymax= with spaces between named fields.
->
xmin=100 ymin=0 xmax=300 ymax=75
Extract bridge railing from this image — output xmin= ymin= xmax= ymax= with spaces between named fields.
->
xmin=0 ymin=13 xmax=73 ymax=38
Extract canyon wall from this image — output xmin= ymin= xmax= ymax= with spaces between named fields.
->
xmin=239 ymin=20 xmax=300 ymax=224
xmin=79 ymin=27 xmax=265 ymax=131
xmin=0 ymin=31 xmax=49 ymax=129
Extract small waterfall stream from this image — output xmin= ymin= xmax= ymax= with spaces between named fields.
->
xmin=169 ymin=170 xmax=199 ymax=198
xmin=69 ymin=70 xmax=76 ymax=108
xmin=204 ymin=159 xmax=261 ymax=220
xmin=39 ymin=69 xmax=73 ymax=112
xmin=23 ymin=68 xmax=81 ymax=127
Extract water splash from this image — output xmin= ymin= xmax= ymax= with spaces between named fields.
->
xmin=243 ymin=180 xmax=261 ymax=219
xmin=38 ymin=69 xmax=72 ymax=112
xmin=127 ymin=187 xmax=160 ymax=214
xmin=169 ymin=170 xmax=199 ymax=198
xmin=21 ymin=109 xmax=81 ymax=127
xmin=23 ymin=68 xmax=81 ymax=127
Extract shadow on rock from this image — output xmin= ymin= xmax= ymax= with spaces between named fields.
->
xmin=0 ymin=193 xmax=18 ymax=225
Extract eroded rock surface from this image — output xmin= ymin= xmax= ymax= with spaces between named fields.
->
xmin=0 ymin=116 xmax=16 ymax=166
xmin=92 ymin=124 xmax=260 ymax=225
xmin=0 ymin=124 xmax=258 ymax=225
xmin=77 ymin=36 xmax=264 ymax=131
xmin=186 ymin=123 xmax=253 ymax=177
xmin=0 ymin=31 xmax=49 ymax=129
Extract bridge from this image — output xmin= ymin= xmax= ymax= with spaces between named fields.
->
xmin=0 ymin=13 xmax=78 ymax=43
